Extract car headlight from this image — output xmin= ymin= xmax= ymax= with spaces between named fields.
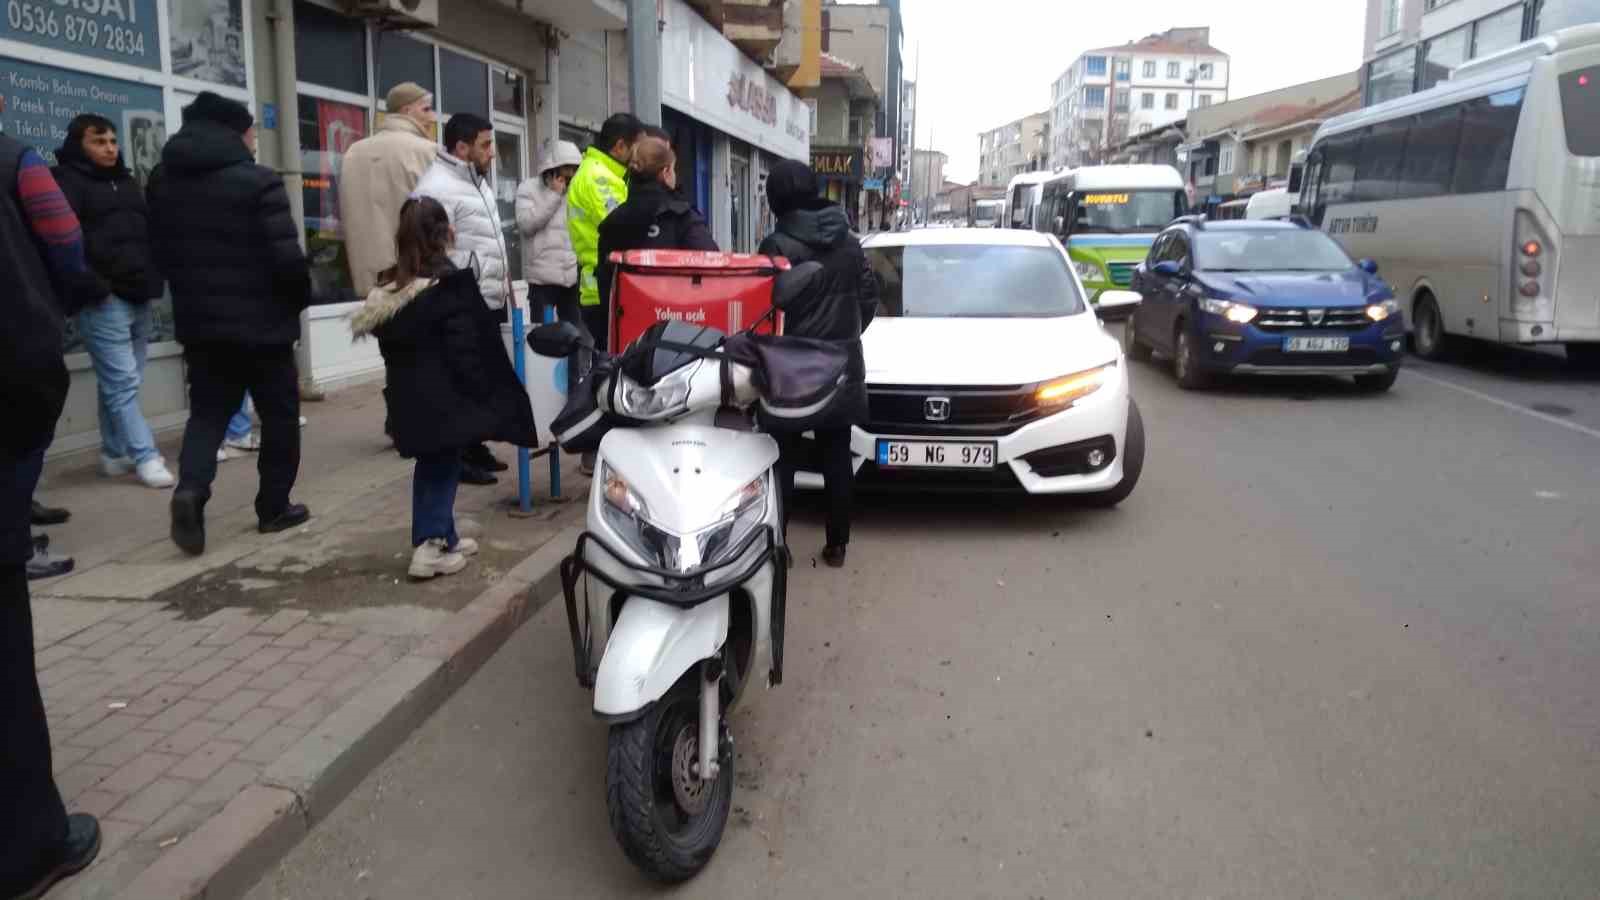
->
xmin=1036 ymin=362 xmax=1116 ymax=409
xmin=1199 ymin=297 xmax=1258 ymax=324
xmin=695 ymin=476 xmax=769 ymax=569
xmin=1072 ymin=259 xmax=1102 ymax=282
xmin=614 ymin=364 xmax=696 ymax=420
xmin=1366 ymin=298 xmax=1400 ymax=321
xmin=599 ymin=464 xmax=682 ymax=569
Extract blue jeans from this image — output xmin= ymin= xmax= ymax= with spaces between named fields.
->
xmin=78 ymin=296 xmax=158 ymax=464
xmin=226 ymin=396 xmax=253 ymax=441
xmin=412 ymin=450 xmax=461 ymax=548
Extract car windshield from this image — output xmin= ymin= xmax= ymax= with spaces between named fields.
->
xmin=1071 ymin=189 xmax=1185 ymax=234
xmin=1194 ymin=229 xmax=1354 ymax=272
xmin=865 ymin=244 xmax=1088 ymax=318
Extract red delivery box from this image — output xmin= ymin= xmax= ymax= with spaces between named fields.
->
xmin=607 ymin=250 xmax=788 ymax=351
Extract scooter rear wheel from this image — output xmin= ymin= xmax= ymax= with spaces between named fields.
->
xmin=606 ymin=690 xmax=732 ymax=882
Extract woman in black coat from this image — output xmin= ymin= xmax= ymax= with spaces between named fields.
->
xmin=349 ymin=197 xmax=537 ymax=579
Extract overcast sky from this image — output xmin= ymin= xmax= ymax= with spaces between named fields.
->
xmin=895 ymin=0 xmax=1367 ymax=182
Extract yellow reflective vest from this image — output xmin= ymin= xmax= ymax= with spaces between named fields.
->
xmin=566 ymin=147 xmax=628 ymax=307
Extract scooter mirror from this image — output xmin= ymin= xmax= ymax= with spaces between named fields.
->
xmin=528 ymin=321 xmax=589 ymax=358
xmin=772 ymin=260 xmax=824 ymax=311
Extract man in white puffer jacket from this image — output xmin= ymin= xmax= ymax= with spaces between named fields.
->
xmin=413 ymin=112 xmax=512 ymax=480
xmin=414 ymin=113 xmax=509 ymax=313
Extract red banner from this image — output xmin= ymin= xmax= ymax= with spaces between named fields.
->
xmin=314 ymin=99 xmax=367 ymax=231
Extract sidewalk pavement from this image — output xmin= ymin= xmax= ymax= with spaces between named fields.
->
xmin=28 ymin=382 xmax=586 ymax=900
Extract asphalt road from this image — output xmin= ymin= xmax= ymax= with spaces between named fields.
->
xmin=247 ymin=334 xmax=1600 ymax=900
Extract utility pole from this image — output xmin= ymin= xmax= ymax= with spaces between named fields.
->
xmin=628 ymin=0 xmax=661 ymax=126
xmin=908 ymin=40 xmax=919 ymax=226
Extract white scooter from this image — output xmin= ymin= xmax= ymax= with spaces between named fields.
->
xmin=527 ymin=265 xmax=819 ymax=882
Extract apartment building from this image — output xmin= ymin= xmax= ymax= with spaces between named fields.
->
xmin=977 ymin=112 xmax=1049 ymax=188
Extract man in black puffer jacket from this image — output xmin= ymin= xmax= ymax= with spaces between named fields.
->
xmin=147 ymin=92 xmax=312 ymax=555
xmin=758 ymin=159 xmax=877 ymax=568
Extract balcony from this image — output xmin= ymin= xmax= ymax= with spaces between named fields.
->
xmin=684 ymin=0 xmax=786 ymax=63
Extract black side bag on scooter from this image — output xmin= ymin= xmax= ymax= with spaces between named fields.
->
xmin=722 ymin=332 xmax=857 ymax=433
xmin=548 ymin=354 xmax=618 ymax=453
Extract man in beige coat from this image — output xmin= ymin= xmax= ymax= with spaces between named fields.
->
xmin=338 ymin=82 xmax=437 ymax=296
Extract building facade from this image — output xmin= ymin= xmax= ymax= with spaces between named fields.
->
xmin=908 ymin=148 xmax=946 ymax=222
xmin=1360 ymin=0 xmax=1597 ymax=106
xmin=815 ymin=1 xmax=905 ymax=221
xmin=977 ymin=112 xmax=1048 ymax=187
xmin=808 ymin=52 xmax=879 ymax=228
xmin=1049 ymin=27 xmax=1229 ymax=169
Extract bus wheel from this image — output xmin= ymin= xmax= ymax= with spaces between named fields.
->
xmin=1411 ymin=293 xmax=1453 ymax=361
xmin=1568 ymin=344 xmax=1600 ymax=371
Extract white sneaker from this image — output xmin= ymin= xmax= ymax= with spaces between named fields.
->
xmin=98 ymin=454 xmax=133 ymax=477
xmin=135 ymin=458 xmax=175 ymax=489
xmin=224 ymin=433 xmax=260 ymax=452
xmin=299 ymin=415 xmax=308 ymax=427
xmin=408 ymin=539 xmax=467 ymax=579
xmin=450 ymin=537 xmax=480 ymax=557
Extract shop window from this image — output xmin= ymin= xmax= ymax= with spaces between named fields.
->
xmin=295 ymin=1 xmax=368 ymax=95
xmin=169 ymin=0 xmax=247 ymax=87
xmin=1421 ymin=26 xmax=1469 ymax=91
xmin=493 ymin=68 xmax=524 ymax=117
xmin=299 ymin=95 xmax=369 ymax=304
xmin=377 ymin=32 xmax=436 ymax=100
xmin=440 ymin=49 xmax=489 ymax=119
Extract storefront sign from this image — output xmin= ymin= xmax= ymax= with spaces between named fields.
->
xmin=1 ymin=0 xmax=161 ymax=71
xmin=660 ymin=0 xmax=808 ymax=160
xmin=869 ymin=137 xmax=893 ymax=169
xmin=1 ymin=60 xmax=164 ymax=177
xmin=863 ymin=177 xmax=884 ymax=190
xmin=811 ymin=148 xmax=861 ymax=181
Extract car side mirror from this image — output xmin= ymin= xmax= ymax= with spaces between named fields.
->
xmin=1358 ymin=258 xmax=1379 ymax=275
xmin=528 ymin=321 xmax=588 ymax=358
xmin=1097 ymin=290 xmax=1141 ymax=313
xmin=773 ymin=260 xmax=824 ymax=310
xmin=1152 ymin=260 xmax=1184 ymax=278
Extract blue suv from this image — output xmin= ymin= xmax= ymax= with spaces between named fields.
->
xmin=1124 ymin=219 xmax=1405 ymax=392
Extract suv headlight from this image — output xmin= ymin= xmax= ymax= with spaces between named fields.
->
xmin=1366 ymin=299 xmax=1401 ymax=321
xmin=599 ymin=464 xmax=681 ymax=569
xmin=695 ymin=476 xmax=769 ymax=568
xmin=1036 ymin=362 xmax=1116 ymax=409
xmin=1199 ymin=297 xmax=1258 ymax=324
xmin=1072 ymin=259 xmax=1103 ymax=282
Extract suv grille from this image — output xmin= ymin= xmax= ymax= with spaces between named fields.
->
xmin=1254 ymin=307 xmax=1371 ymax=332
xmin=868 ymin=383 xmax=1041 ymax=436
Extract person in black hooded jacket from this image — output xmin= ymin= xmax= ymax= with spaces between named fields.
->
xmin=146 ymin=91 xmax=312 ymax=556
xmin=53 ymin=114 xmax=173 ymax=489
xmin=758 ymin=158 xmax=878 ymax=568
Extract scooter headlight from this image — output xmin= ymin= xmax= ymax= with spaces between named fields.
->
xmin=614 ymin=364 xmax=696 ymax=420
xmin=696 ymin=476 xmax=770 ymax=568
xmin=599 ymin=464 xmax=682 ymax=569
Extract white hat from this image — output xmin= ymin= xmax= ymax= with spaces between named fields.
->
xmin=538 ymin=140 xmax=583 ymax=174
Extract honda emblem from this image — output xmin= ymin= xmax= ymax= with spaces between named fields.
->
xmin=924 ymin=397 xmax=951 ymax=422
xmin=1307 ymin=308 xmax=1326 ymax=325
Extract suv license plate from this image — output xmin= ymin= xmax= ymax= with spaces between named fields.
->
xmin=1284 ymin=336 xmax=1350 ymax=352
xmin=877 ymin=440 xmax=996 ymax=469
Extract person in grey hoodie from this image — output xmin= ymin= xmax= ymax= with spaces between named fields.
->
xmin=757 ymin=159 xmax=877 ymax=568
xmin=516 ymin=140 xmax=584 ymax=394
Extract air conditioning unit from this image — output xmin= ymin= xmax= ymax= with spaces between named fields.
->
xmin=348 ymin=0 xmax=438 ymax=29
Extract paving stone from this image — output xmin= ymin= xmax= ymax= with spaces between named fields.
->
xmin=140 ymin=802 xmax=209 ymax=845
xmin=199 ymin=617 xmax=262 ymax=647
xmin=237 ymin=724 xmax=306 ymax=765
xmin=124 ymin=683 xmax=189 ymax=717
xmin=168 ymin=741 xmax=245 ymax=782
xmin=112 ymin=777 xmax=195 ymax=825
xmin=59 ymin=621 xmax=123 ymax=648
xmin=105 ymin=671 xmax=171 ymax=707
xmin=35 ymin=643 xmax=76 ymax=668
xmin=279 ymin=696 xmax=337 ymax=730
xmin=102 ymin=644 xmax=153 ymax=668
xmin=285 ymin=639 xmax=342 ymax=666
xmin=217 ymin=705 xmax=287 ymax=744
xmin=143 ymin=629 xmax=205 ymax=661
xmin=154 ymin=719 xmax=226 ymax=756
xmin=262 ymin=678 xmax=327 ymax=711
xmin=212 ymin=634 xmax=271 ymax=661
xmin=188 ymin=668 xmax=252 ymax=702
xmin=65 ymin=713 xmax=145 ymax=751
xmin=204 ymin=689 xmax=268 ymax=724
xmin=254 ymin=609 xmax=309 ymax=636
xmin=51 ymin=744 xmax=91 ymax=775
xmin=168 ymin=656 xmax=232 ymax=687
xmin=246 ymin=663 xmax=308 ymax=693
xmin=121 ymin=609 xmax=181 ymax=638
xmin=187 ymin=761 xmax=258 ymax=810
xmin=271 ymin=622 xmax=324 ymax=648
xmin=53 ymin=704 xmax=111 ymax=740
xmin=143 ymin=699 xmax=211 ymax=734
xmin=156 ymin=644 xmax=219 ymax=674
xmin=231 ymin=646 xmax=292 ymax=674
xmin=318 ymin=625 xmax=359 ymax=642
xmin=56 ymin=763 xmax=115 ymax=799
xmin=85 ymin=729 xmax=164 ymax=769
xmin=97 ymin=752 xmax=180 ymax=797
xmin=301 ymin=652 xmax=364 ymax=683
xmin=37 ymin=657 xmax=94 ymax=689
xmin=72 ymin=789 xmax=124 ymax=818
xmin=341 ymin=634 xmax=387 ymax=658
xmin=132 ymin=619 xmax=188 ymax=647
xmin=77 ymin=631 xmax=137 ymax=661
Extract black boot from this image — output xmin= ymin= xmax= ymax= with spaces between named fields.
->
xmin=258 ymin=503 xmax=311 ymax=534
xmin=821 ymin=544 xmax=847 ymax=569
xmin=465 ymin=443 xmax=508 ymax=473
xmin=30 ymin=500 xmax=69 ymax=525
xmin=25 ymin=534 xmax=74 ymax=580
xmin=170 ymin=491 xmax=206 ymax=556
xmin=14 ymin=813 xmax=101 ymax=900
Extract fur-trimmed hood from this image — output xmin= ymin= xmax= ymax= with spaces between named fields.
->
xmin=348 ymin=277 xmax=436 ymax=338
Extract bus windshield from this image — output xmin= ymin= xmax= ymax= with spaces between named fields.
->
xmin=1071 ymin=189 xmax=1186 ymax=234
xmin=972 ymin=201 xmax=1003 ymax=227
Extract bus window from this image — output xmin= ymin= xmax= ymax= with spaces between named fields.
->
xmin=1355 ymin=118 xmax=1409 ymax=203
xmin=1322 ymin=129 xmax=1364 ymax=205
xmin=1558 ymin=66 xmax=1600 ymax=156
xmin=1300 ymin=151 xmax=1325 ymax=224
xmin=1396 ymin=106 xmax=1462 ymax=199
xmin=1452 ymin=88 xmax=1524 ymax=194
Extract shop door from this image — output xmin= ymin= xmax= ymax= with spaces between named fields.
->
xmin=494 ymin=124 xmax=527 ymax=290
xmin=729 ymin=148 xmax=752 ymax=253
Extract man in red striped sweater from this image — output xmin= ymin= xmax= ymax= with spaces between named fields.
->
xmin=0 ymin=94 xmax=105 ymax=900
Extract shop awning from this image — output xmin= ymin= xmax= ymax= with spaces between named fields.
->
xmin=488 ymin=0 xmax=626 ymax=32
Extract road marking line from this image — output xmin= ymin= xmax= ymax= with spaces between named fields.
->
xmin=1404 ymin=368 xmax=1600 ymax=441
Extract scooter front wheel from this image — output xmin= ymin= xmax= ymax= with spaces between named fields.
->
xmin=606 ymin=691 xmax=732 ymax=882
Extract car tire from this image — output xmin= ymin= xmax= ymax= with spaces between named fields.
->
xmin=1410 ymin=293 xmax=1454 ymax=361
xmin=1354 ymin=370 xmax=1399 ymax=393
xmin=1077 ymin=399 xmax=1145 ymax=509
xmin=1173 ymin=324 xmax=1211 ymax=390
xmin=1566 ymin=344 xmax=1600 ymax=370
xmin=1122 ymin=315 xmax=1152 ymax=362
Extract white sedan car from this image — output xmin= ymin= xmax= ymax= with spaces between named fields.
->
xmin=798 ymin=228 xmax=1145 ymax=505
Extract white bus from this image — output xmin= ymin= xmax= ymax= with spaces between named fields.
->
xmin=971 ymin=198 xmax=1004 ymax=228
xmin=1299 ymin=24 xmax=1600 ymax=365
xmin=1001 ymin=170 xmax=1057 ymax=230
